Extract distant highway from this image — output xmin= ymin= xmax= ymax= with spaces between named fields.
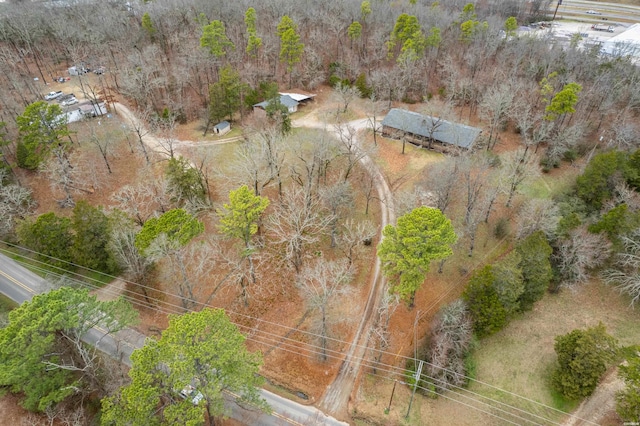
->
xmin=0 ymin=253 xmax=348 ymax=426
xmin=551 ymin=0 xmax=640 ymax=24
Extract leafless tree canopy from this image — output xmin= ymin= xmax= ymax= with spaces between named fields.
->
xmin=602 ymin=229 xmax=640 ymax=307
xmin=554 ymin=227 xmax=612 ymax=288
xmin=425 ymin=300 xmax=473 ymax=393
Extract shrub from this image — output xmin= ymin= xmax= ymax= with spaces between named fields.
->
xmin=552 ymin=323 xmax=617 ymax=400
xmin=493 ymin=217 xmax=510 ymax=239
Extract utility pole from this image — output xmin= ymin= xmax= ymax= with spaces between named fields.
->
xmin=405 ymin=360 xmax=424 ymax=419
xmin=552 ymin=0 xmax=563 ymax=21
xmin=386 ymin=380 xmax=397 ymax=413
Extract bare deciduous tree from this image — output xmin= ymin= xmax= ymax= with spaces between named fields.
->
xmin=0 ymin=169 xmax=35 ymax=235
xmin=333 ymin=81 xmax=361 ymax=114
xmin=337 ymin=218 xmax=377 ymax=267
xmin=110 ymin=181 xmax=165 ymax=226
xmin=128 ymin=109 xmax=152 ymax=165
xmin=109 ymin=221 xmax=154 ymax=305
xmin=145 ymin=236 xmax=218 ymax=311
xmin=320 ymin=181 xmax=354 ymax=248
xmin=87 ymin=121 xmax=117 ymax=174
xmin=231 ymin=129 xmax=285 ymax=197
xmin=297 ymin=258 xmax=354 ymax=361
xmin=333 ymin=120 xmax=371 ymax=181
xmin=553 ymin=227 xmax=611 ymax=289
xmin=516 ymin=198 xmax=560 ymax=239
xmin=500 ymin=147 xmax=540 ymax=208
xmin=480 ymin=83 xmax=514 ymax=150
xmin=41 ymin=146 xmax=89 ymax=208
xmin=602 ymin=229 xmax=640 ymax=306
xmin=369 ymin=291 xmax=399 ymax=373
xmin=267 ymin=187 xmax=334 ymax=272
xmin=421 ymin=157 xmax=461 ymax=215
xmin=426 ymin=299 xmax=473 ymax=393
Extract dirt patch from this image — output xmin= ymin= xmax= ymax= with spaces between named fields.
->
xmin=0 ymin=394 xmax=40 ymax=425
xmin=564 ymin=367 xmax=625 ymax=426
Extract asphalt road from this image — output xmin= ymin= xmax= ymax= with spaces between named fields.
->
xmin=553 ymin=0 xmax=640 ymax=24
xmin=0 ymin=253 xmax=348 ymax=426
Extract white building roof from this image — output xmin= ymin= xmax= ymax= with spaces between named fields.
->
xmin=601 ymin=23 xmax=640 ymax=58
xmin=279 ymin=92 xmax=315 ymax=102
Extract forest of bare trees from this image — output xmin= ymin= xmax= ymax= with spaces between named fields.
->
xmin=3 ymin=0 xmax=640 ymax=424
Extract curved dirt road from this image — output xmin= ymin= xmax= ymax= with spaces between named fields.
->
xmin=115 ymin=103 xmax=395 ymax=421
xmin=291 ymin=116 xmax=396 ymax=418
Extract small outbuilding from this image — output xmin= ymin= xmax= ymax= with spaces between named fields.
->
xmin=213 ymin=121 xmax=231 ymax=136
xmin=381 ymin=108 xmax=481 ymax=153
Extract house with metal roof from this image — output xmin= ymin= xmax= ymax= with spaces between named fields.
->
xmin=253 ymin=95 xmax=299 ymax=114
xmin=381 ymin=108 xmax=481 ymax=152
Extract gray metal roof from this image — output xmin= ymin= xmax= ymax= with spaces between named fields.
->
xmin=214 ymin=120 xmax=230 ymax=130
xmin=253 ymin=95 xmax=299 ymax=109
xmin=381 ymin=108 xmax=481 ymax=149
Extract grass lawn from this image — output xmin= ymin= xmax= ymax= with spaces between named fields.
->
xmin=468 ymin=278 xmax=640 ymax=423
xmin=0 ymin=293 xmax=17 ymax=313
xmin=368 ymin=135 xmax=443 ymax=190
xmin=521 ymin=164 xmax=581 ymax=200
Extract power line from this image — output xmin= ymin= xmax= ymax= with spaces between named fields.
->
xmin=0 ymin=244 xmax=600 ymax=425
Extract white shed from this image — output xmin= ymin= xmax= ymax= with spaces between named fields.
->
xmin=213 ymin=121 xmax=231 ymax=135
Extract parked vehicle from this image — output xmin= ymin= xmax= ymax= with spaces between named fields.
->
xmin=93 ymin=66 xmax=105 ymax=75
xmin=61 ymin=97 xmax=78 ymax=106
xmin=44 ymin=91 xmax=63 ymax=101
xmin=592 ymin=24 xmax=614 ymax=32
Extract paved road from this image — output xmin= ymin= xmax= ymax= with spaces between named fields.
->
xmin=552 ymin=0 xmax=640 ymax=23
xmin=0 ymin=253 xmax=348 ymax=426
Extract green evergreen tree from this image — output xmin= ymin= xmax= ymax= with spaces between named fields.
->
xmin=166 ymin=156 xmax=208 ymax=207
xmin=265 ymin=94 xmax=292 ymax=135
xmin=576 ymin=150 xmax=628 ymax=211
xmin=200 ymin=20 xmax=235 ymax=58
xmin=16 ymin=101 xmax=70 ymax=170
xmin=217 ymin=185 xmax=270 ymax=305
xmin=101 ymin=309 xmax=267 ymax=424
xmin=135 ymin=209 xmax=204 ymax=255
xmin=378 ymin=207 xmax=456 ymax=307
xmin=492 ymin=251 xmax=524 ymax=316
xmin=277 ymin=15 xmax=304 ymax=78
xmin=141 ymin=12 xmax=156 ymax=39
xmin=0 ymin=287 xmax=136 ymax=412
xmin=71 ymin=201 xmax=116 ymax=274
xmin=589 ymin=204 xmax=639 ymax=246
xmin=17 ymin=212 xmax=73 ymax=269
xmin=516 ymin=231 xmax=553 ymax=311
xmin=504 ymin=16 xmax=518 ymax=37
xmin=617 ymin=353 xmax=640 ymax=423
xmin=544 ymin=82 xmax=582 ymax=122
xmin=552 ymin=323 xmax=617 ymax=399
xmin=463 ymin=266 xmax=507 ymax=337
xmin=244 ymin=7 xmax=262 ymax=57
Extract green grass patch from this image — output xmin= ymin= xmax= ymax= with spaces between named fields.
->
xmin=549 ymin=387 xmax=580 ymax=412
xmin=521 ymin=167 xmax=580 ymax=200
xmin=466 ymin=279 xmax=640 ymax=423
xmin=77 ymin=268 xmax=116 ymax=287
xmin=0 ymin=293 xmax=17 ymax=313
